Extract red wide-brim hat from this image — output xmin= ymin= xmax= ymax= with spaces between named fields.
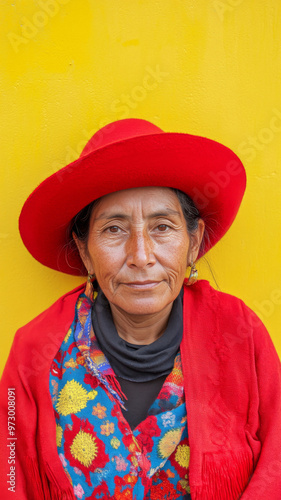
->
xmin=19 ymin=118 xmax=246 ymax=276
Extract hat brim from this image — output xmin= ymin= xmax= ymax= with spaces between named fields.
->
xmin=19 ymin=132 xmax=246 ymax=276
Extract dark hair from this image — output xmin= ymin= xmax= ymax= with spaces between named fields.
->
xmin=70 ymin=188 xmax=207 ymax=254
xmin=170 ymin=188 xmax=201 ymax=234
xmin=71 ymin=198 xmax=100 ymax=245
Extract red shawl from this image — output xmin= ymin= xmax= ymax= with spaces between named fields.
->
xmin=1 ymin=279 xmax=281 ymax=499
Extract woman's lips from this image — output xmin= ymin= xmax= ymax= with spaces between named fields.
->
xmin=122 ymin=281 xmax=161 ymax=289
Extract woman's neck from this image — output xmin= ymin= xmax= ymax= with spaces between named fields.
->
xmin=109 ymin=302 xmax=173 ymax=345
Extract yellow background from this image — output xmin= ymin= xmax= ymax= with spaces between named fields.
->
xmin=1 ymin=0 xmax=281 ymax=374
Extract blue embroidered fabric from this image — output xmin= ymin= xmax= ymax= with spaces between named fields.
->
xmin=49 ymin=291 xmax=191 ymax=499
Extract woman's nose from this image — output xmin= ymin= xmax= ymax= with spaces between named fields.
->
xmin=126 ymin=230 xmax=156 ymax=268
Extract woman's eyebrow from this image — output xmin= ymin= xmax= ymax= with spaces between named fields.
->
xmin=94 ymin=208 xmax=181 ymax=221
xmin=148 ymin=209 xmax=181 ymax=218
xmin=93 ymin=213 xmax=129 ymax=221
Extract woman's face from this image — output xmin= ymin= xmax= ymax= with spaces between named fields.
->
xmin=74 ymin=187 xmax=204 ymax=317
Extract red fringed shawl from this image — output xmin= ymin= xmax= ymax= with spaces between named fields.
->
xmin=1 ymin=279 xmax=281 ymax=499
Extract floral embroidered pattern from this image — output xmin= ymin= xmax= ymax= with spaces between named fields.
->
xmin=100 ymin=421 xmax=115 ymax=436
xmin=92 ymin=402 xmax=106 ymax=419
xmin=64 ymin=415 xmax=109 ymax=486
xmin=157 ymin=428 xmax=183 ymax=460
xmin=56 ymin=423 xmax=63 ymax=447
xmin=49 ymin=288 xmax=191 ymax=499
xmin=56 ymin=380 xmax=97 ymax=416
xmin=73 ymin=483 xmax=84 ymax=499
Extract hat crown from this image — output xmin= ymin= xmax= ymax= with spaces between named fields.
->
xmin=80 ymin=118 xmax=164 ymax=158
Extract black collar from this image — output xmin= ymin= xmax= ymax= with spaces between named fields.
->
xmin=91 ymin=287 xmax=183 ymax=382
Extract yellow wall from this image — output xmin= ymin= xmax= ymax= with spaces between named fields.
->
xmin=1 ymin=0 xmax=281 ymax=374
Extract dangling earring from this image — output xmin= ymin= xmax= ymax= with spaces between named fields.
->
xmin=187 ymin=260 xmax=198 ymax=285
xmin=87 ymin=271 xmax=95 ymax=282
xmin=85 ymin=271 xmax=95 ymax=299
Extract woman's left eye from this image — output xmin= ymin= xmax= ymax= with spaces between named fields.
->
xmin=156 ymin=224 xmax=170 ymax=231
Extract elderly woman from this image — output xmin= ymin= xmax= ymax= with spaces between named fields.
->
xmin=0 ymin=119 xmax=281 ymax=500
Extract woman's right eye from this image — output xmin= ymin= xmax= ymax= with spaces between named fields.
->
xmin=107 ymin=226 xmax=120 ymax=233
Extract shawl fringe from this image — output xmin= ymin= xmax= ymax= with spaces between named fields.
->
xmin=45 ymin=462 xmax=76 ymax=500
xmin=25 ymin=456 xmax=49 ymax=499
xmin=26 ymin=456 xmax=75 ymax=500
xmin=190 ymin=450 xmax=254 ymax=500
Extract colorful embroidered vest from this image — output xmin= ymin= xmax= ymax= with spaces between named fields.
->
xmin=49 ymin=289 xmax=191 ymax=499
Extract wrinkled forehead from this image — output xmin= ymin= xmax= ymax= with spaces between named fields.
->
xmin=88 ymin=186 xmax=182 ymax=222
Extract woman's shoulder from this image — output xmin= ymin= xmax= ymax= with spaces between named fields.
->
xmin=11 ymin=282 xmax=86 ymax=354
xmin=186 ymin=278 xmax=247 ymax=305
xmin=183 ymin=279 xmax=275 ymax=358
xmin=186 ymin=278 xmax=263 ymax=326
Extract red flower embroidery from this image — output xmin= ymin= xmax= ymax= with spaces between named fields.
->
xmin=86 ymin=480 xmax=113 ymax=500
xmin=84 ymin=373 xmax=99 ymax=389
xmin=136 ymin=415 xmax=161 ymax=453
xmin=113 ymin=475 xmax=137 ymax=500
xmin=158 ymin=387 xmax=171 ymax=400
xmin=149 ymin=471 xmax=179 ymax=500
xmin=64 ymin=415 xmax=109 ymax=487
xmin=137 ymin=416 xmax=161 ymax=437
xmin=137 ymin=433 xmax=154 ymax=453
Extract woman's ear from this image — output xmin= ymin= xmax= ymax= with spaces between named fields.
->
xmin=72 ymin=231 xmax=94 ymax=274
xmin=188 ymin=218 xmax=205 ymax=264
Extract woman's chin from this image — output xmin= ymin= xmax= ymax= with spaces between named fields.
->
xmin=112 ymin=294 xmax=173 ymax=317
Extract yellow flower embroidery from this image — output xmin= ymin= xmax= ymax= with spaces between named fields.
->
xmin=92 ymin=403 xmax=107 ymax=419
xmin=56 ymin=424 xmax=63 ymax=447
xmin=157 ymin=428 xmax=182 ymax=459
xmin=56 ymin=380 xmax=97 ymax=416
xmin=70 ymin=430 xmax=98 ymax=467
xmin=175 ymin=444 xmax=190 ymax=468
xmin=64 ymin=358 xmax=77 ymax=369
xmin=64 ymin=327 xmax=72 ymax=343
xmin=100 ymin=421 xmax=115 ymax=436
xmin=110 ymin=437 xmax=120 ymax=449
